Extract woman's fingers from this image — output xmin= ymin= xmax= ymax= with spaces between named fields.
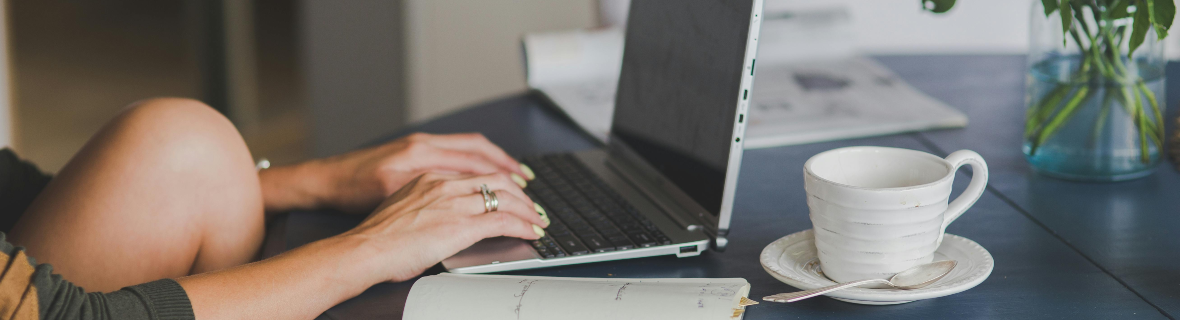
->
xmin=495 ymin=192 xmax=549 ymax=228
xmin=411 ymin=147 xmax=504 ymax=177
xmin=469 ymin=211 xmax=545 ymax=241
xmin=449 ymin=192 xmax=547 ymax=228
xmin=415 ymin=133 xmax=532 ymax=180
xmin=430 ymin=173 xmax=532 ymax=205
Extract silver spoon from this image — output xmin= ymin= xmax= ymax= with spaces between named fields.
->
xmin=763 ymin=260 xmax=957 ymax=303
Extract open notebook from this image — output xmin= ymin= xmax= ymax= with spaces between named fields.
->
xmin=404 ymin=273 xmax=757 ymax=320
xmin=522 ymin=6 xmax=967 ymax=149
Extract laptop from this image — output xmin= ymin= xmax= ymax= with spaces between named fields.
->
xmin=443 ymin=0 xmax=764 ymax=273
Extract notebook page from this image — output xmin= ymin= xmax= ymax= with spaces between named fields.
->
xmin=404 ymin=273 xmax=751 ymax=320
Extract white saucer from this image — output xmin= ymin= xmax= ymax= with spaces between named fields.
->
xmin=760 ymin=229 xmax=994 ymax=305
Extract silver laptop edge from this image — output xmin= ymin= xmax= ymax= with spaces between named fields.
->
xmin=444 ymin=0 xmax=764 ymax=273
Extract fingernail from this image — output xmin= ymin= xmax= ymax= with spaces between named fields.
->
xmin=533 ymin=224 xmax=545 ymax=237
xmin=534 ymin=203 xmax=550 ymax=225
xmin=510 ymin=173 xmax=528 ymax=188
xmin=520 ymin=164 xmax=536 ymax=180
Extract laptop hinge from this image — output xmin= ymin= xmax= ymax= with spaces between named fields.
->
xmin=713 ymin=236 xmax=729 ymax=252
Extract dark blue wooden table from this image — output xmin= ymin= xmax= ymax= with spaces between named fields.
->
xmin=263 ymin=55 xmax=1180 ymax=319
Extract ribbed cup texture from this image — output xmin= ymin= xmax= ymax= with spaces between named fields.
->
xmin=809 ymin=196 xmax=949 ymax=283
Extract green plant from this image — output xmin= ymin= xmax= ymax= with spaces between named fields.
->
xmin=920 ymin=0 xmax=957 ymax=13
xmin=923 ymin=0 xmax=1175 ymax=163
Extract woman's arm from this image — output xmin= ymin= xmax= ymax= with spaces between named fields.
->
xmin=259 ymin=133 xmax=535 ymax=215
xmin=177 ymin=233 xmax=379 ymax=319
xmin=183 ymin=171 xmax=549 ymax=319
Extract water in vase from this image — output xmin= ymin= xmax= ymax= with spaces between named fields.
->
xmin=1023 ymin=56 xmax=1164 ymax=181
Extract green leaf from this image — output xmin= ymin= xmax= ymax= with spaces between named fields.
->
xmin=1109 ymin=0 xmax=1132 ymax=19
xmin=1130 ymin=0 xmax=1151 ymax=58
xmin=921 ymin=0 xmax=957 ymax=13
xmin=1043 ymin=0 xmax=1060 ymax=15
xmin=1061 ymin=0 xmax=1073 ymax=46
xmin=1151 ymin=0 xmax=1175 ymax=39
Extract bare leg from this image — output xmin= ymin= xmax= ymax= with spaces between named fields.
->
xmin=9 ymin=98 xmax=265 ymax=292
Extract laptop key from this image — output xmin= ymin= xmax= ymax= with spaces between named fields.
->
xmin=531 ymin=239 xmax=555 ymax=258
xmin=591 ymin=221 xmax=616 ymax=232
xmin=608 ymin=235 xmax=635 ymax=250
xmin=553 ymin=235 xmax=591 ymax=255
xmin=628 ymin=232 xmax=658 ymax=247
xmin=599 ymin=228 xmax=626 ymax=238
xmin=580 ymin=234 xmax=615 ymax=253
xmin=643 ymin=222 xmax=660 ymax=231
xmin=542 ymin=237 xmax=566 ymax=257
xmin=548 ymin=227 xmax=572 ymax=237
xmin=618 ymin=229 xmax=646 ymax=239
xmin=613 ymin=217 xmax=640 ymax=228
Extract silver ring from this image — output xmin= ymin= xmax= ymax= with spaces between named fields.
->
xmin=480 ymin=184 xmax=493 ymax=213
xmin=488 ymin=189 xmax=499 ymax=212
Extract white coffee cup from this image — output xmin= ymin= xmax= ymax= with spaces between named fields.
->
xmin=803 ymin=146 xmax=988 ymax=283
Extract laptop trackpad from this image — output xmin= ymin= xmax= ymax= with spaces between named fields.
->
xmin=442 ymin=237 xmax=539 ymax=270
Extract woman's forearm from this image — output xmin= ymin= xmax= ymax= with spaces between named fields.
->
xmin=258 ymin=160 xmax=338 ymax=215
xmin=178 ymin=234 xmax=382 ymax=320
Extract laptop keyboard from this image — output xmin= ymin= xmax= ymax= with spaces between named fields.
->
xmin=521 ymin=154 xmax=673 ymax=259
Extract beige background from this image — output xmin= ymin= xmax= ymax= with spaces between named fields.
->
xmin=403 ymin=0 xmax=597 ymax=123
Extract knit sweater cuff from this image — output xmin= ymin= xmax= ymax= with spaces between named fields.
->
xmin=123 ymin=279 xmax=196 ymax=320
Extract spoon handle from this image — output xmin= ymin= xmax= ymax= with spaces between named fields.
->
xmin=763 ymin=279 xmax=891 ymax=303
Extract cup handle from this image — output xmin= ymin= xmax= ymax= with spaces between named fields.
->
xmin=940 ymin=150 xmax=988 ymax=237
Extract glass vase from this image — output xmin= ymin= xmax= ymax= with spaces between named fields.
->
xmin=1024 ymin=0 xmax=1167 ymax=181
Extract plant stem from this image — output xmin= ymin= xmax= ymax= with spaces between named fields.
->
xmin=1136 ymin=97 xmax=1149 ymax=162
xmin=1032 ymin=85 xmax=1090 ymax=156
xmin=1090 ymin=90 xmax=1113 ymax=147
xmin=1114 ymin=86 xmax=1162 ymax=140
xmin=1117 ymin=85 xmax=1161 ymax=163
xmin=1136 ymin=80 xmax=1165 ymax=137
xmin=1027 ymin=85 xmax=1071 ymax=138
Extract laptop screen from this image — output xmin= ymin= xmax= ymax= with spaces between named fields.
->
xmin=610 ymin=0 xmax=754 ymax=217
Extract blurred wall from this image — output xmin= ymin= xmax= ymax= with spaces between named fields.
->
xmin=403 ymin=0 xmax=596 ymax=123
xmin=8 ymin=0 xmax=308 ymax=171
xmin=301 ymin=0 xmax=405 ymax=157
xmin=299 ymin=0 xmax=595 ymax=156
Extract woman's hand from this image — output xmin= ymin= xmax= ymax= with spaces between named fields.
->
xmin=344 ymin=172 xmax=550 ymax=282
xmin=181 ymin=171 xmax=550 ymax=320
xmin=259 ymin=132 xmax=536 ymax=214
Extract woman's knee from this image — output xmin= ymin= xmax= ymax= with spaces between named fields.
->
xmin=102 ymin=98 xmax=257 ymax=181
xmin=108 ymin=98 xmax=266 ymax=269
xmin=112 ymin=98 xmax=249 ymax=162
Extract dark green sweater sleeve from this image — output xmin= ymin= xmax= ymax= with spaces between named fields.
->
xmin=0 ymin=233 xmax=195 ymax=320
